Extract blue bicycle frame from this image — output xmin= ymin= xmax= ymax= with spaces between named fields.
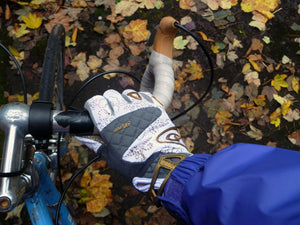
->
xmin=24 ymin=151 xmax=75 ymax=225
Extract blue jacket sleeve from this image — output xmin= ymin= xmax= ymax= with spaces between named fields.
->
xmin=158 ymin=143 xmax=300 ymax=225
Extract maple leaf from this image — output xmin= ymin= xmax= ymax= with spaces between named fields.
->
xmin=82 ymin=173 xmax=113 ymax=213
xmin=183 ymin=62 xmax=204 ymax=81
xmin=10 ymin=23 xmax=30 ymax=38
xmin=271 ymin=74 xmax=288 ymax=91
xmin=254 ymin=94 xmax=266 ymax=106
xmin=174 ymin=36 xmax=189 ymax=50
xmin=22 ymin=12 xmax=43 ymax=29
xmin=123 ymin=19 xmax=150 ymax=42
xmin=215 ymin=110 xmax=233 ymax=129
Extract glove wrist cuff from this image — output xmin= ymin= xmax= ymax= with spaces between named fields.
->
xmin=148 ymin=154 xmax=188 ymax=206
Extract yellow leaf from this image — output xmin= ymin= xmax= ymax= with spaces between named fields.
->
xmin=12 ymin=23 xmax=30 ymax=38
xmin=22 ymin=12 xmax=43 ymax=29
xmin=65 ymin=36 xmax=76 ymax=47
xmin=198 ymin=31 xmax=214 ymax=42
xmin=242 ymin=63 xmax=251 ymax=74
xmin=32 ymin=92 xmax=39 ymax=101
xmin=211 ymin=44 xmax=220 ymax=54
xmin=281 ymin=100 xmax=291 ymax=116
xmin=292 ymin=76 xmax=299 ymax=94
xmin=183 ymin=62 xmax=204 ymax=81
xmin=270 ymin=117 xmax=280 ymax=127
xmin=80 ymin=170 xmax=91 ymax=188
xmin=179 ymin=0 xmax=195 ymax=10
xmin=249 ymin=58 xmax=261 ymax=72
xmin=270 ymin=107 xmax=281 ymax=119
xmin=72 ymin=27 xmax=78 ymax=43
xmin=8 ymin=45 xmax=21 ymax=57
xmin=215 ymin=110 xmax=232 ymax=126
xmin=271 ymin=74 xmax=288 ymax=91
xmin=241 ymin=0 xmax=280 ymax=14
xmin=173 ymin=36 xmax=189 ymax=50
xmin=124 ymin=19 xmax=150 ymax=42
xmin=254 ymin=94 xmax=266 ymax=106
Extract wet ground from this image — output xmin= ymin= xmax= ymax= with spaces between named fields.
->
xmin=0 ymin=0 xmax=300 ymax=224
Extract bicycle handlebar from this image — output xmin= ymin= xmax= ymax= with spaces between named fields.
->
xmin=140 ymin=16 xmax=178 ymax=108
xmin=0 ymin=16 xmax=179 ymax=212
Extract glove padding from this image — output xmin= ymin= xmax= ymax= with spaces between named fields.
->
xmin=77 ymin=89 xmax=191 ymax=191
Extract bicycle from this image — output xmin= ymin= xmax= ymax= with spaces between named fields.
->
xmin=0 ymin=16 xmax=213 ymax=225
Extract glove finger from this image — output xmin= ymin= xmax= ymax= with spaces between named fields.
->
xmin=103 ymin=89 xmax=132 ymax=115
xmin=84 ymin=95 xmax=113 ymax=131
xmin=75 ymin=136 xmax=102 ymax=154
xmin=122 ymin=89 xmax=163 ymax=108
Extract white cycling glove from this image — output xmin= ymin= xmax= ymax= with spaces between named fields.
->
xmin=77 ymin=89 xmax=191 ymax=192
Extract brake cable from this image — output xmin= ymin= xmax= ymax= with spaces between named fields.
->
xmin=0 ymin=43 xmax=27 ymax=104
xmin=68 ymin=22 xmax=214 ymax=121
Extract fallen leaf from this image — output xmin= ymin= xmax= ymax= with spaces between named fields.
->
xmin=115 ymin=0 xmax=139 ymax=17
xmin=292 ymin=76 xmax=299 ymax=93
xmin=249 ymin=58 xmax=261 ymax=72
xmin=282 ymin=55 xmax=291 ymax=64
xmin=123 ymin=19 xmax=150 ymax=42
xmin=271 ymin=74 xmax=288 ymax=91
xmin=242 ymin=63 xmax=251 ymax=74
xmin=183 ymin=61 xmax=204 ymax=81
xmin=246 ymin=125 xmax=263 ymax=140
xmin=254 ymin=94 xmax=266 ymax=106
xmin=179 ymin=0 xmax=195 ymax=10
xmin=244 ymin=71 xmax=261 ymax=87
xmin=241 ymin=0 xmax=280 ymax=14
xmin=87 ymin=55 xmax=102 ymax=72
xmin=174 ymin=36 xmax=189 ymax=50
xmin=119 ymin=76 xmax=135 ymax=88
xmin=71 ymin=52 xmax=90 ymax=81
xmin=261 ymin=86 xmax=277 ymax=101
xmin=125 ymin=206 xmax=147 ymax=225
xmin=227 ymin=51 xmax=238 ymax=62
xmin=215 ymin=110 xmax=232 ymax=127
xmin=10 ymin=23 xmax=30 ymax=38
xmin=249 ymin=20 xmax=266 ymax=31
xmin=270 ymin=107 xmax=281 ymax=127
xmin=44 ymin=11 xmax=74 ymax=33
xmin=22 ymin=12 xmax=43 ymax=29
xmin=283 ymin=109 xmax=300 ymax=122
xmin=109 ymin=45 xmax=124 ymax=59
xmin=128 ymin=43 xmax=146 ymax=56
xmin=288 ymin=131 xmax=300 ymax=146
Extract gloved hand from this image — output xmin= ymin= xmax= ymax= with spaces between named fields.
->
xmin=77 ymin=89 xmax=191 ymax=193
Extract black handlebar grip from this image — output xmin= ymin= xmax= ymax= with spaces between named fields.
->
xmin=54 ymin=110 xmax=94 ymax=135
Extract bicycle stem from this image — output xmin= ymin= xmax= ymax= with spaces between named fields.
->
xmin=0 ymin=103 xmax=31 ymax=212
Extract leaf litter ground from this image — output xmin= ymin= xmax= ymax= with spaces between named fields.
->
xmin=0 ymin=0 xmax=299 ymax=224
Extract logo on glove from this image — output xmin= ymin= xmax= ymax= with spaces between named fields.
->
xmin=157 ymin=127 xmax=186 ymax=147
xmin=113 ymin=121 xmax=131 ymax=133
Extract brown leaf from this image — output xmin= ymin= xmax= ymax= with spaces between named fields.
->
xmin=109 ymin=45 xmax=124 ymax=59
xmin=128 ymin=43 xmax=146 ymax=56
xmin=123 ymin=19 xmax=150 ymax=42
xmin=44 ymin=10 xmax=74 ymax=33
xmin=288 ymin=131 xmax=300 ymax=146
xmin=261 ymin=86 xmax=277 ymax=101
xmin=125 ymin=206 xmax=147 ymax=225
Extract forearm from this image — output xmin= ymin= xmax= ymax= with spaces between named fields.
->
xmin=160 ymin=143 xmax=300 ymax=225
